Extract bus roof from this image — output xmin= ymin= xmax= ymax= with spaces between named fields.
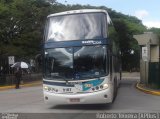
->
xmin=47 ymin=9 xmax=109 ymax=18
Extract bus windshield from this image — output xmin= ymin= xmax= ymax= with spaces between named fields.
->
xmin=45 ymin=13 xmax=107 ymax=41
xmin=44 ymin=45 xmax=108 ymax=80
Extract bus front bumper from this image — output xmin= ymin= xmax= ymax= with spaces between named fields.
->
xmin=43 ymin=89 xmax=113 ymax=105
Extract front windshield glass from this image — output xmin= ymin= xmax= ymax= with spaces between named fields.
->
xmin=74 ymin=45 xmax=107 ymax=79
xmin=45 ymin=13 xmax=107 ymax=41
xmin=44 ymin=48 xmax=73 ymax=80
xmin=44 ymin=45 xmax=108 ymax=80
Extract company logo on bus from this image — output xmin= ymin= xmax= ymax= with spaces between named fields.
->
xmin=82 ymin=40 xmax=102 ymax=45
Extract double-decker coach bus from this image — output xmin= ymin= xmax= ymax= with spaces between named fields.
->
xmin=43 ymin=9 xmax=121 ymax=105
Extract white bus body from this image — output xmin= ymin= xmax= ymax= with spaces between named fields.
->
xmin=43 ymin=9 xmax=121 ymax=105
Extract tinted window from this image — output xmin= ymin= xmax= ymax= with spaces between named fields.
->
xmin=44 ymin=45 xmax=108 ymax=80
xmin=45 ymin=13 xmax=107 ymax=41
xmin=44 ymin=48 xmax=73 ymax=80
xmin=74 ymin=45 xmax=108 ymax=79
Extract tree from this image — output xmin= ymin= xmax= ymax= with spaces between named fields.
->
xmin=0 ymin=0 xmax=52 ymax=58
xmin=148 ymin=27 xmax=160 ymax=38
xmin=0 ymin=1 xmax=147 ymax=71
xmin=111 ymin=17 xmax=145 ymax=71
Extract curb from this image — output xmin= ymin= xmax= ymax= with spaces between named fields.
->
xmin=136 ymin=82 xmax=160 ymax=96
xmin=0 ymin=81 xmax=42 ymax=91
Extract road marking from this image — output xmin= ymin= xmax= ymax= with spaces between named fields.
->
xmin=136 ymin=83 xmax=160 ymax=96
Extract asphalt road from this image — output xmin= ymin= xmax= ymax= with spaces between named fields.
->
xmin=0 ymin=74 xmax=160 ymax=119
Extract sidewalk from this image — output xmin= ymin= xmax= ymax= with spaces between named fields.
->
xmin=0 ymin=81 xmax=42 ymax=91
xmin=136 ymin=82 xmax=160 ymax=96
xmin=122 ymin=72 xmax=140 ymax=77
xmin=122 ymin=72 xmax=160 ymax=96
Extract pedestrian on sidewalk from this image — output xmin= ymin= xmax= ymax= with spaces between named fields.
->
xmin=15 ymin=67 xmax=22 ymax=89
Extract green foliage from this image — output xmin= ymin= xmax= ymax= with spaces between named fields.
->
xmin=0 ymin=1 xmax=149 ymax=70
xmin=0 ymin=0 xmax=52 ymax=58
xmin=147 ymin=28 xmax=160 ymax=39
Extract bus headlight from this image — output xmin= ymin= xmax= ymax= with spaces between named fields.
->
xmin=92 ymin=83 xmax=109 ymax=92
xmin=44 ymin=86 xmax=49 ymax=91
xmin=103 ymin=83 xmax=109 ymax=89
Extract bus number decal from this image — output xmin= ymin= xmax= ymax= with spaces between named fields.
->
xmin=63 ymin=88 xmax=72 ymax=92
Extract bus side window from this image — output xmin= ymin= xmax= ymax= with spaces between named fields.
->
xmin=109 ymin=48 xmax=112 ymax=74
xmin=108 ymin=18 xmax=119 ymax=74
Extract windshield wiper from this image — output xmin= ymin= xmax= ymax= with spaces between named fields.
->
xmin=51 ymin=74 xmax=73 ymax=83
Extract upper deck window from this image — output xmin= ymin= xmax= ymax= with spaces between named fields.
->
xmin=45 ymin=12 xmax=107 ymax=42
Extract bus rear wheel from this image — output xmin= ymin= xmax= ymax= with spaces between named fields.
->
xmin=113 ymin=79 xmax=117 ymax=102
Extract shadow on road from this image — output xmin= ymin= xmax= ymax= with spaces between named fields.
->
xmin=120 ymin=80 xmax=135 ymax=87
xmin=50 ymin=103 xmax=112 ymax=110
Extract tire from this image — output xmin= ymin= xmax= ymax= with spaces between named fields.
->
xmin=113 ymin=79 xmax=117 ymax=102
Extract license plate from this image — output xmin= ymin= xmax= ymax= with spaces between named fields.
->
xmin=69 ymin=98 xmax=80 ymax=102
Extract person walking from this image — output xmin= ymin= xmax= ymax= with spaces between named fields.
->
xmin=15 ymin=67 xmax=22 ymax=89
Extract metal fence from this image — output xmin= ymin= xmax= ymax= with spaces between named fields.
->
xmin=2 ymin=73 xmax=42 ymax=86
xmin=0 ymin=55 xmax=42 ymax=86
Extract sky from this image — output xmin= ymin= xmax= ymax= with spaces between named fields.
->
xmin=58 ymin=0 xmax=160 ymax=28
